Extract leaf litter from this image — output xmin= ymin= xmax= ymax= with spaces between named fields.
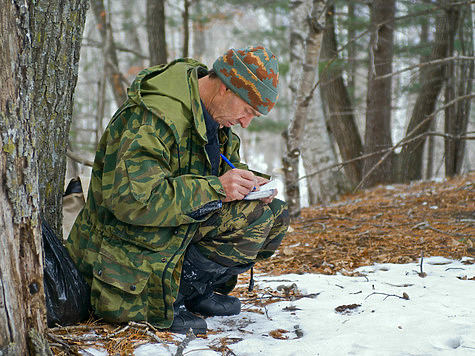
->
xmin=48 ymin=173 xmax=474 ymax=355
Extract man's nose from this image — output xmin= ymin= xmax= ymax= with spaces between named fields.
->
xmin=239 ymin=114 xmax=254 ymax=128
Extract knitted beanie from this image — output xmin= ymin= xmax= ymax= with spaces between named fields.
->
xmin=212 ymin=46 xmax=279 ymax=115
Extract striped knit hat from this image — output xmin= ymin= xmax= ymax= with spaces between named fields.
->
xmin=212 ymin=46 xmax=279 ymax=115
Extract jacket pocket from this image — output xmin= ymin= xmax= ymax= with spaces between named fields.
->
xmin=90 ymin=244 xmax=152 ymax=323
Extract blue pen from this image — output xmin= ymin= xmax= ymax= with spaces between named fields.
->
xmin=220 ymin=154 xmax=236 ymax=169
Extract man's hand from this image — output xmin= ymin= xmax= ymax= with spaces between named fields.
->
xmin=219 ymin=169 xmax=258 ymax=202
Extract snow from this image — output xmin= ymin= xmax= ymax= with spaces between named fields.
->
xmin=85 ymin=257 xmax=475 ymax=356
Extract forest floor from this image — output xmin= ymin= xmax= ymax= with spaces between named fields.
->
xmin=47 ymin=172 xmax=474 ymax=355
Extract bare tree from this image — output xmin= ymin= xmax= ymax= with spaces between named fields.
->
xmin=147 ymin=0 xmax=168 ymax=65
xmin=445 ymin=2 xmax=472 ymax=175
xmin=91 ymin=0 xmax=128 ymax=107
xmin=283 ymin=0 xmax=326 ymax=218
xmin=319 ymin=5 xmax=363 ymax=188
xmin=0 ymin=0 xmax=87 ymax=354
xmin=183 ymin=0 xmax=191 ymax=57
xmin=399 ymin=0 xmax=458 ymax=182
xmin=362 ymin=0 xmax=395 ymax=188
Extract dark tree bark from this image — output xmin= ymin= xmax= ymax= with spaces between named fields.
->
xmin=319 ymin=5 xmax=363 ymax=188
xmin=147 ymin=0 xmax=168 ymax=65
xmin=0 ymin=0 xmax=87 ymax=354
xmin=91 ymin=0 xmax=128 ymax=107
xmin=399 ymin=0 xmax=457 ymax=182
xmin=445 ymin=2 xmax=472 ymax=175
xmin=443 ymin=5 xmax=460 ymax=176
xmin=362 ymin=0 xmax=395 ymax=188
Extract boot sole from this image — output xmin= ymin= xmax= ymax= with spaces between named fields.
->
xmin=169 ymin=325 xmax=207 ymax=335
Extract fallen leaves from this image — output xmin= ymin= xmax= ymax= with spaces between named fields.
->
xmin=253 ymin=173 xmax=474 ymax=277
xmin=48 ymin=173 xmax=474 ymax=355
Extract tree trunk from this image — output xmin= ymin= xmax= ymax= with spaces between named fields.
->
xmin=147 ymin=0 xmax=168 ymax=65
xmin=33 ymin=0 xmax=89 ymax=236
xmin=91 ymin=0 xmax=128 ymax=107
xmin=0 ymin=0 xmax=87 ymax=354
xmin=362 ymin=0 xmax=395 ymax=188
xmin=298 ymin=1 xmax=349 ymax=205
xmin=319 ymin=5 xmax=363 ymax=188
xmin=443 ymin=5 xmax=460 ymax=176
xmin=398 ymin=1 xmax=455 ymax=182
xmin=192 ymin=0 xmax=206 ymax=61
xmin=421 ymin=18 xmax=435 ymax=180
xmin=283 ymin=0 xmax=326 ymax=218
xmin=446 ymin=2 xmax=472 ymax=175
xmin=183 ymin=0 xmax=191 ymax=58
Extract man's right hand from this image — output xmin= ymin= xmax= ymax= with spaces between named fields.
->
xmin=218 ymin=169 xmax=258 ymax=202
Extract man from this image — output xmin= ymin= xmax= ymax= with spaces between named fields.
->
xmin=66 ymin=46 xmax=289 ymax=334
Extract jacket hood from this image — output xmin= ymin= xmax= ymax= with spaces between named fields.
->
xmin=127 ymin=59 xmax=209 ymax=142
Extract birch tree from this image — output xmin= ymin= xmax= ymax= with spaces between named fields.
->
xmin=283 ymin=0 xmax=326 ymax=217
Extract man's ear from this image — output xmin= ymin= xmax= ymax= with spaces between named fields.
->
xmin=218 ymin=81 xmax=228 ymax=96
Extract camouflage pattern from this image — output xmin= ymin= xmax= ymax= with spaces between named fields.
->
xmin=65 ymin=58 xmax=288 ymax=329
xmin=192 ymin=199 xmax=289 ymax=266
xmin=213 ymin=46 xmax=279 ymax=115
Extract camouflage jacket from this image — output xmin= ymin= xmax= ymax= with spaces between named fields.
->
xmin=66 ymin=59 xmax=248 ymax=328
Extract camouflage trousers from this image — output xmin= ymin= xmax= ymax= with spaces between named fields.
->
xmin=191 ymin=198 xmax=289 ymax=267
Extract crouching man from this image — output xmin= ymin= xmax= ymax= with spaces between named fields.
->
xmin=66 ymin=46 xmax=289 ymax=334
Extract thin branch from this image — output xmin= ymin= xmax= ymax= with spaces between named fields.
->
xmin=175 ymin=329 xmax=196 ymax=356
xmin=365 ymin=292 xmax=410 ymax=301
xmin=83 ymin=39 xmax=148 ymax=59
xmin=299 ymin=128 xmax=474 ymax=184
xmin=375 ymin=56 xmax=475 ymax=80
xmin=66 ymin=149 xmax=94 ymax=167
xmin=353 ymin=93 xmax=475 ymax=191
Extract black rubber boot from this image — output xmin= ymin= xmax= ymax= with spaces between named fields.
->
xmin=186 ymin=291 xmax=241 ymax=316
xmin=179 ymin=245 xmax=252 ymax=317
xmin=169 ymin=292 xmax=207 ymax=335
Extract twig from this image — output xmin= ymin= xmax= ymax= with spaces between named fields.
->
xmin=419 ymin=251 xmax=427 ymax=278
xmin=241 ymin=292 xmax=320 ymax=302
xmin=128 ymin=321 xmax=169 ymax=347
xmin=66 ymin=149 xmax=94 ymax=167
xmin=365 ymin=292 xmax=410 ymax=301
xmin=375 ymin=56 xmax=475 ymax=80
xmin=175 ymin=329 xmax=196 ymax=356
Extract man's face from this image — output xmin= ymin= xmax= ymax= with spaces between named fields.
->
xmin=211 ymin=89 xmax=261 ymax=129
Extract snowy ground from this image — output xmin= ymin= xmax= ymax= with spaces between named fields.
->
xmin=85 ymin=256 xmax=475 ymax=356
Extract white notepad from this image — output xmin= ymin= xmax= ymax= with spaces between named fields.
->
xmin=244 ymin=180 xmax=277 ymax=200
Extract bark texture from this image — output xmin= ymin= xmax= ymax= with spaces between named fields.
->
xmin=33 ymin=0 xmax=89 ymax=235
xmin=0 ymin=0 xmax=87 ymax=354
xmin=0 ymin=2 xmax=47 ymax=354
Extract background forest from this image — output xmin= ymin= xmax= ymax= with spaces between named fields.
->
xmin=69 ymin=0 xmax=474 ymax=219
xmin=0 ymin=0 xmax=473 ymax=354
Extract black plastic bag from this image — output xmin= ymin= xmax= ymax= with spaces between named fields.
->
xmin=42 ymin=218 xmax=90 ymax=327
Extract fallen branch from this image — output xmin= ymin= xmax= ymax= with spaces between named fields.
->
xmin=175 ymin=329 xmax=196 ymax=356
xmin=365 ymin=292 xmax=410 ymax=301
